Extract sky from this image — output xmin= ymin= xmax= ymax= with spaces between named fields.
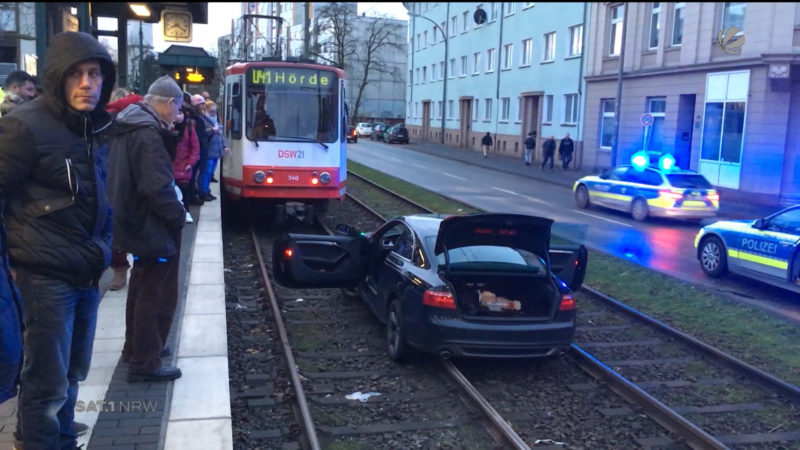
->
xmin=152 ymin=2 xmax=410 ymax=54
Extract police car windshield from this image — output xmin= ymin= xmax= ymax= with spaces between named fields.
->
xmin=666 ymin=174 xmax=712 ymax=189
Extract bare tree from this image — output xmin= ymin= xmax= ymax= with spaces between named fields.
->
xmin=312 ymin=3 xmax=357 ymax=69
xmin=348 ymin=16 xmax=403 ymax=123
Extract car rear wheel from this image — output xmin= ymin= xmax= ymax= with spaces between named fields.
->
xmin=575 ymin=185 xmax=590 ymax=209
xmin=386 ymin=300 xmax=410 ymax=362
xmin=700 ymin=236 xmax=728 ymax=278
xmin=631 ymin=198 xmax=649 ymax=221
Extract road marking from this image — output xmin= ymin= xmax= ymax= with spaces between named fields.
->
xmin=386 ymin=156 xmax=402 ymax=162
xmin=412 ymin=162 xmax=427 ymax=169
xmin=518 ymin=194 xmax=549 ymax=205
xmin=491 ymin=187 xmax=551 ymax=205
xmin=492 ymin=187 xmax=518 ymax=195
xmin=573 ymin=210 xmax=633 ymax=228
xmin=443 ymin=172 xmax=466 ymax=181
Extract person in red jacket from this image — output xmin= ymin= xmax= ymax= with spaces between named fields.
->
xmin=172 ymin=106 xmax=199 ymax=222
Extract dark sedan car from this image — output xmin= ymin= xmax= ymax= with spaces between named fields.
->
xmin=346 ymin=126 xmax=358 ymax=143
xmin=371 ymin=123 xmax=388 ymax=141
xmin=273 ymin=213 xmax=588 ymax=361
xmin=386 ymin=125 xmax=409 ymax=144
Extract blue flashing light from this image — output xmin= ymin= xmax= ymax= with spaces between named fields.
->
xmin=631 ymin=151 xmax=649 ymax=171
xmin=658 ymin=153 xmax=676 ymax=171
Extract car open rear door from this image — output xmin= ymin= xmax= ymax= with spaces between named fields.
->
xmin=549 ymin=244 xmax=588 ymax=291
xmin=273 ymin=233 xmax=366 ymax=288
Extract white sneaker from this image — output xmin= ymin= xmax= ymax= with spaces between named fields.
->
xmin=185 ymin=212 xmax=194 ymax=223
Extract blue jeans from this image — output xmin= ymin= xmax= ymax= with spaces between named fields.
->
xmin=15 ymin=269 xmax=99 ymax=450
xmin=199 ymin=157 xmax=219 ymax=195
xmin=524 ymin=147 xmax=534 ymax=164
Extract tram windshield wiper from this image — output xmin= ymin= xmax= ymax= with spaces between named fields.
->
xmin=278 ymin=136 xmax=329 ymax=150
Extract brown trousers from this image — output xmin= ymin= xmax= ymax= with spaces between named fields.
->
xmin=122 ymin=243 xmax=181 ymax=373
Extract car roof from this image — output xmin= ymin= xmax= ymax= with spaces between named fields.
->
xmin=401 ymin=214 xmax=448 ymax=237
xmin=613 ymin=165 xmax=704 ymax=176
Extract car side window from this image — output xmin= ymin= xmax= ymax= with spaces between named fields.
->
xmin=610 ymin=167 xmax=628 ymax=181
xmin=643 ymin=169 xmax=664 ymax=186
xmin=380 ymin=223 xmax=415 ymax=260
xmin=766 ymin=209 xmax=800 ymax=235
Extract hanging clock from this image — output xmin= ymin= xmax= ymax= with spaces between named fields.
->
xmin=162 ymin=10 xmax=192 ymax=42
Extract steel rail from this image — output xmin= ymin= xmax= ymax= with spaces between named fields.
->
xmin=251 ymin=227 xmax=321 ymax=450
xmin=582 ymin=285 xmax=800 ymax=404
xmin=570 ymin=345 xmax=727 ymax=450
xmin=347 ymin=171 xmax=437 ymax=214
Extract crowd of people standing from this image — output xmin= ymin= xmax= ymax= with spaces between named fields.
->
xmin=0 ymin=31 xmax=227 ymax=449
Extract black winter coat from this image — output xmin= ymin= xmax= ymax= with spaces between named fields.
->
xmin=482 ymin=134 xmax=493 ymax=146
xmin=107 ymin=102 xmax=185 ymax=258
xmin=559 ymin=138 xmax=574 ymax=156
xmin=0 ymin=32 xmax=116 ymax=287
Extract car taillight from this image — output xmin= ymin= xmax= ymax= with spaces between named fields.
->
xmin=423 ymin=290 xmax=456 ymax=309
xmin=559 ymin=294 xmax=575 ymax=311
xmin=707 ymin=191 xmax=719 ymax=202
xmin=658 ymin=189 xmax=684 ymax=202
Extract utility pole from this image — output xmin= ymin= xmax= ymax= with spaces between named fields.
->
xmin=611 ymin=2 xmax=629 ymax=168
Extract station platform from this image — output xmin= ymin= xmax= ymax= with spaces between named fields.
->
xmin=0 ymin=181 xmax=231 ymax=450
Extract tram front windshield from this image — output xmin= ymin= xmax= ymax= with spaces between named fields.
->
xmin=246 ymin=67 xmax=339 ymax=143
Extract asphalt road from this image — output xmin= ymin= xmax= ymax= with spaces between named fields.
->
xmin=347 ymin=139 xmax=800 ymax=321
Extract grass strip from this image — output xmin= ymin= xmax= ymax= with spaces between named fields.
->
xmin=348 ymin=160 xmax=800 ymax=385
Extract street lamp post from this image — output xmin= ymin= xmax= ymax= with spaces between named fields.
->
xmin=139 ymin=20 xmax=144 ymax=92
xmin=407 ymin=9 xmax=448 ymax=144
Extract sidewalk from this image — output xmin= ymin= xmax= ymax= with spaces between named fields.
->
xmin=397 ymin=139 xmax=783 ymax=220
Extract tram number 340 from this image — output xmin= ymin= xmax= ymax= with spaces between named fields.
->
xmin=288 ymin=175 xmax=300 ymax=181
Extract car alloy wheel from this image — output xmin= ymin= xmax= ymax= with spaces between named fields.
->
xmin=386 ymin=301 xmax=409 ymax=362
xmin=700 ymin=236 xmax=728 ymax=277
xmin=631 ymin=198 xmax=649 ymax=221
xmin=575 ymin=185 xmax=590 ymax=209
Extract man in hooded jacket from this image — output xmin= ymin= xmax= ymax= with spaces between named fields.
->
xmin=0 ymin=31 xmax=115 ymax=450
xmin=107 ymin=75 xmax=186 ymax=383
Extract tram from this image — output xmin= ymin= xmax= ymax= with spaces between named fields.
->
xmin=220 ymin=60 xmax=347 ymax=222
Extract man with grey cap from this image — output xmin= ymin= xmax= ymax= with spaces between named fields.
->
xmin=107 ymin=75 xmax=186 ymax=383
xmin=0 ymin=31 xmax=115 ymax=450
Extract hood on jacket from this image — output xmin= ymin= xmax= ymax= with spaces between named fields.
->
xmin=43 ymin=32 xmax=115 ymax=130
xmin=116 ymin=101 xmax=178 ymax=161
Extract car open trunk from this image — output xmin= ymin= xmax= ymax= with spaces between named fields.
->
xmin=445 ymin=272 xmax=560 ymax=319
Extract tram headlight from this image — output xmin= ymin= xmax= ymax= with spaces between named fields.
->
xmin=319 ymin=172 xmax=332 ymax=185
xmin=253 ymin=171 xmax=266 ymax=183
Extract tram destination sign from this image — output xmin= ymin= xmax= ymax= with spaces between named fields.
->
xmin=248 ymin=67 xmax=335 ymax=90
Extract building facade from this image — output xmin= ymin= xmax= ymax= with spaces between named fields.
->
xmin=405 ymin=2 xmax=587 ymax=163
xmin=0 ymin=2 xmax=37 ymax=80
xmin=583 ymin=2 xmax=800 ymax=204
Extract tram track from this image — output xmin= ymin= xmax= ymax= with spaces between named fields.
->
xmin=343 ymin=170 xmax=800 ymax=449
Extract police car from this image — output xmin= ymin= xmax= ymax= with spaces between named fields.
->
xmin=695 ymin=205 xmax=800 ymax=293
xmin=573 ymin=152 xmax=719 ymax=221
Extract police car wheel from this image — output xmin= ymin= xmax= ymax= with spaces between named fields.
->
xmin=700 ymin=236 xmax=728 ymax=278
xmin=575 ymin=185 xmax=590 ymax=209
xmin=631 ymin=198 xmax=649 ymax=221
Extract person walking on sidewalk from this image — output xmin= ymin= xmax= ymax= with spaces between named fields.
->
xmin=542 ymin=136 xmax=556 ymax=171
xmin=523 ymin=131 xmax=536 ymax=166
xmin=108 ymin=76 xmax=186 ymax=383
xmin=481 ymin=132 xmax=493 ymax=158
xmin=0 ymin=31 xmax=115 ymax=450
xmin=559 ymin=133 xmax=574 ymax=171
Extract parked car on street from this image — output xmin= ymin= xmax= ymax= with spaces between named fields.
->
xmin=355 ymin=122 xmax=373 ymax=137
xmin=346 ymin=126 xmax=358 ymax=143
xmin=386 ymin=125 xmax=409 ymax=144
xmin=273 ymin=213 xmax=588 ymax=361
xmin=371 ymin=123 xmax=389 ymax=141
xmin=695 ymin=205 xmax=800 ymax=293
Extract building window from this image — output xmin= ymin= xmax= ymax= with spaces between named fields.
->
xmin=502 ymin=43 xmax=513 ymax=69
xmin=440 ymin=61 xmax=445 ymax=80
xmin=460 ymin=55 xmax=468 ymax=76
xmin=422 ymin=66 xmax=427 ymax=83
xmin=409 ymin=70 xmax=412 ymax=86
xmin=449 ymin=58 xmax=456 ymax=78
xmin=486 ymin=48 xmax=495 ymax=72
xmin=432 ymin=26 xmax=437 ymax=44
xmin=564 ymin=94 xmax=579 ymax=124
xmin=722 ymin=2 xmax=745 ymax=32
xmin=544 ymin=95 xmax=554 ymax=123
xmin=437 ymin=101 xmax=443 ymax=119
xmin=504 ymin=2 xmax=515 ymax=15
xmin=441 ymin=21 xmax=446 ymax=38
xmin=671 ymin=2 xmax=685 ymax=46
xmin=416 ymin=33 xmax=421 ymax=51
xmin=524 ymin=2 xmax=535 ymax=9
xmin=473 ymin=51 xmax=481 ymax=74
xmin=500 ymin=97 xmax=510 ymax=122
xmin=490 ymin=3 xmax=499 ymax=22
xmin=415 ymin=68 xmax=420 ymax=84
xmin=600 ymin=99 xmax=616 ymax=149
xmin=517 ymin=97 xmax=523 ymax=123
xmin=649 ymin=2 xmax=661 ymax=49
xmin=462 ymin=11 xmax=469 ymax=32
xmin=484 ymin=98 xmax=492 ymax=120
xmin=451 ymin=16 xmax=458 ymax=36
xmin=431 ymin=63 xmax=437 ymax=81
xmin=609 ymin=4 xmax=624 ymax=56
xmin=473 ymin=98 xmax=479 ymax=121
xmin=448 ymin=100 xmax=454 ymax=119
xmin=424 ymin=30 xmax=428 ymax=47
xmin=543 ymin=32 xmax=556 ymax=62
xmin=569 ymin=25 xmax=583 ymax=56
xmin=416 ymin=102 xmax=420 ymax=118
xmin=646 ymin=96 xmax=666 ymax=151
xmin=521 ymin=38 xmax=532 ymax=66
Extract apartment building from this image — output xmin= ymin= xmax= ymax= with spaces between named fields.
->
xmin=583 ymin=2 xmax=800 ymax=204
xmin=405 ymin=2 xmax=587 ymax=163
